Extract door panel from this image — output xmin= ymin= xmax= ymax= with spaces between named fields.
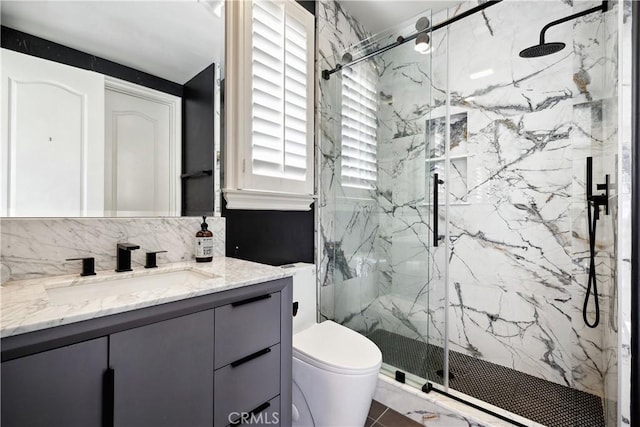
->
xmin=109 ymin=310 xmax=214 ymax=427
xmin=1 ymin=337 xmax=108 ymax=427
xmin=105 ymin=86 xmax=178 ymax=216
xmin=1 ymin=48 xmax=104 ymax=216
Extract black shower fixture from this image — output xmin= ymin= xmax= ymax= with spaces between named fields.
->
xmin=321 ymin=1 xmax=503 ymax=80
xmin=583 ymin=156 xmax=610 ymax=328
xmin=519 ymin=1 xmax=608 ymax=58
xmin=415 ymin=16 xmax=430 ymax=32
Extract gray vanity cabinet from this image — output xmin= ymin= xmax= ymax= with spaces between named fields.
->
xmin=0 ymin=277 xmax=292 ymax=427
xmin=1 ymin=337 xmax=108 ymax=427
xmin=110 ymin=309 xmax=215 ymax=427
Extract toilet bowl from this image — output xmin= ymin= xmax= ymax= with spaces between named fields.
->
xmin=284 ymin=264 xmax=382 ymax=427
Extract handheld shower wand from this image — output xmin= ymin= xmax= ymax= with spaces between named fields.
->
xmin=584 ymin=157 xmax=609 ymax=328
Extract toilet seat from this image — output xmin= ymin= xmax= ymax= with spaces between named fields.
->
xmin=293 ymin=321 xmax=382 ymax=375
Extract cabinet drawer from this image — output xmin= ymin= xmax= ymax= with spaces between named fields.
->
xmin=215 ymin=291 xmax=280 ymax=368
xmin=214 ymin=344 xmax=280 ymax=427
xmin=227 ymin=396 xmax=280 ymax=427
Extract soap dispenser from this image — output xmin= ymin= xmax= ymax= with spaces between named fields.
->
xmin=195 ymin=216 xmax=214 ymax=262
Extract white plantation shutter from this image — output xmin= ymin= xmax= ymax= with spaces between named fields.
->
xmin=224 ymin=0 xmax=314 ymax=210
xmin=251 ymin=0 xmax=310 ymax=182
xmin=341 ymin=64 xmax=377 ymax=189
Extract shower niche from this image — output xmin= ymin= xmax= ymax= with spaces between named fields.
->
xmin=425 ymin=112 xmax=469 ymax=205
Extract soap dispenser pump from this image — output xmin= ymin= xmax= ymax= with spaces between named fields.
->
xmin=195 ymin=216 xmax=214 ymax=262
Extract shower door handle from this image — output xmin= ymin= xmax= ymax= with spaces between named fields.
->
xmin=433 ymin=174 xmax=444 ymax=247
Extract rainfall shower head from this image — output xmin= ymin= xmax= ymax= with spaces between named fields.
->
xmin=519 ymin=42 xmax=565 ymax=58
xmin=519 ymin=1 xmax=607 ymax=59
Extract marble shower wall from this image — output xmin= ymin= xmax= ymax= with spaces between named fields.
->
xmin=317 ymin=0 xmax=622 ymax=409
xmin=0 ymin=217 xmax=225 ymax=282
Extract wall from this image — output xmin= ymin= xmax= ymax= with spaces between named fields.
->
xmin=0 ymin=217 xmax=225 ymax=283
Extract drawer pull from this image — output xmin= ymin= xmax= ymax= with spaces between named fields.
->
xmin=231 ymin=293 xmax=272 ymax=307
xmin=230 ymin=401 xmax=271 ymax=425
xmin=103 ymin=367 xmax=115 ymax=427
xmin=230 ymin=347 xmax=271 ymax=368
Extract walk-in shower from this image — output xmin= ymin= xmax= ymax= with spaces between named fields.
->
xmin=318 ymin=0 xmax=620 ymax=425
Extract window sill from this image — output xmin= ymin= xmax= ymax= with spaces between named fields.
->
xmin=223 ymin=189 xmax=316 ymax=211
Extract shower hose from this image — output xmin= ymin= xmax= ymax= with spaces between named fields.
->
xmin=583 ymin=199 xmax=600 ymax=328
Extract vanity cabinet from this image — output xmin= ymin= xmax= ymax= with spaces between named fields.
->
xmin=1 ymin=277 xmax=292 ymax=427
xmin=214 ymin=293 xmax=282 ymax=426
xmin=1 ymin=337 xmax=107 ymax=427
xmin=110 ymin=309 xmax=215 ymax=427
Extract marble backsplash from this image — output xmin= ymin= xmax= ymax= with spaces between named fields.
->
xmin=0 ymin=217 xmax=225 ymax=283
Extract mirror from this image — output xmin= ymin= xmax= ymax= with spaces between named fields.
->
xmin=0 ymin=1 xmax=224 ymax=217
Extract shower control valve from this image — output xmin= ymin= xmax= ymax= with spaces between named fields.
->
xmin=586 ymin=157 xmax=610 ymax=217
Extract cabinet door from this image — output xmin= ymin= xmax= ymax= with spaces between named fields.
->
xmin=1 ymin=337 xmax=108 ymax=427
xmin=110 ymin=309 xmax=214 ymax=427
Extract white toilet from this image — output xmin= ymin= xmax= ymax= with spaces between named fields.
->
xmin=284 ymin=263 xmax=382 ymax=427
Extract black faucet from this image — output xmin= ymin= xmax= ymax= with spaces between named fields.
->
xmin=115 ymin=243 xmax=140 ymax=272
xmin=66 ymin=257 xmax=96 ymax=276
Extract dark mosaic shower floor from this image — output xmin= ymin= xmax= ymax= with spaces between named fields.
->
xmin=367 ymin=330 xmax=605 ymax=427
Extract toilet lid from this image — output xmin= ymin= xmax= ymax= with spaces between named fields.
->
xmin=293 ymin=321 xmax=382 ymax=375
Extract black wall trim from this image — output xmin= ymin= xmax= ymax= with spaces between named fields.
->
xmin=295 ymin=0 xmax=315 ymax=16
xmin=182 ymin=64 xmax=216 ymax=216
xmin=631 ymin=2 xmax=639 ymax=424
xmin=1 ymin=26 xmax=183 ymax=97
xmin=222 ymin=200 xmax=314 ymax=266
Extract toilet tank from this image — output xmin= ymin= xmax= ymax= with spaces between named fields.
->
xmin=281 ymin=263 xmax=316 ymax=334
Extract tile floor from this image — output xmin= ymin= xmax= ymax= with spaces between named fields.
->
xmin=368 ymin=329 xmax=604 ymax=426
xmin=366 ymin=400 xmax=424 ymax=427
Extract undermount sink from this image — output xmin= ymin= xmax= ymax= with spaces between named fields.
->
xmin=46 ymin=269 xmax=216 ymax=305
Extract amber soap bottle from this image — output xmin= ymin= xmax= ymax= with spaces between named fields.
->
xmin=195 ymin=216 xmax=213 ymax=262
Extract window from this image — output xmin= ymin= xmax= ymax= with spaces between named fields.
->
xmin=341 ymin=64 xmax=377 ymax=190
xmin=224 ymin=0 xmax=314 ymax=210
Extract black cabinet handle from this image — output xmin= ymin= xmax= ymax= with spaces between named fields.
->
xmin=231 ymin=294 xmax=271 ymax=307
xmin=230 ymin=401 xmax=271 ymax=425
xmin=102 ymin=367 xmax=114 ymax=427
xmin=230 ymin=347 xmax=271 ymax=368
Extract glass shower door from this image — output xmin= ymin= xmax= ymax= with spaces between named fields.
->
xmin=324 ymin=9 xmax=437 ymax=390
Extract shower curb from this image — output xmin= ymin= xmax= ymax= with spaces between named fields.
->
xmin=373 ymin=374 xmax=542 ymax=427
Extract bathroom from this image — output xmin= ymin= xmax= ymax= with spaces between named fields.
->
xmin=0 ymin=0 xmax=637 ymax=426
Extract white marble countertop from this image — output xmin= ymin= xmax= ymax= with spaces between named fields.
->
xmin=1 ymin=257 xmax=290 ymax=338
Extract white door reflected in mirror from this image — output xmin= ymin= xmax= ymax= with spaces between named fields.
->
xmin=0 ymin=49 xmax=105 ymax=217
xmin=104 ymin=81 xmax=181 ymax=217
